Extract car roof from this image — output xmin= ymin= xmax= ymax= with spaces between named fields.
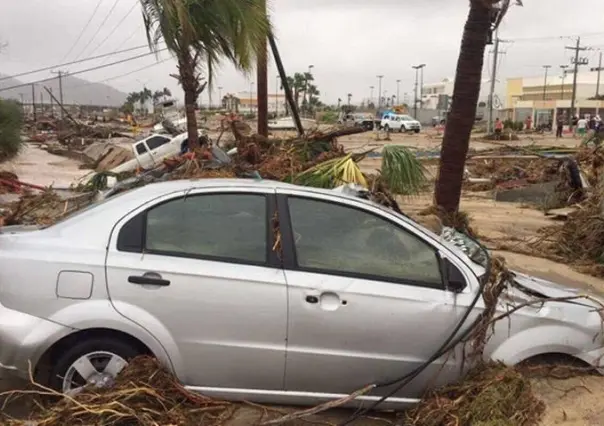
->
xmin=122 ymin=178 xmax=360 ymax=201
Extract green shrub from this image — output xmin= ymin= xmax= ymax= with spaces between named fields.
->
xmin=0 ymin=99 xmax=23 ymax=162
xmin=319 ymin=110 xmax=338 ymax=123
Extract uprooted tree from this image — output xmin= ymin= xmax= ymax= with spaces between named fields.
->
xmin=435 ymin=0 xmax=522 ymax=215
xmin=139 ymin=0 xmax=271 ymax=150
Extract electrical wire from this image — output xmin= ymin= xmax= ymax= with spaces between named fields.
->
xmin=0 ymin=49 xmax=168 ymax=92
xmin=70 ymin=57 xmax=169 ymax=88
xmin=60 ymin=0 xmax=105 ymax=63
xmin=0 ymin=44 xmax=152 ymax=82
xmin=339 ymin=237 xmax=493 ymax=426
xmin=72 ymin=0 xmax=123 ymax=61
xmin=87 ymin=0 xmax=140 ymax=58
xmin=98 ymin=24 xmax=144 ymax=66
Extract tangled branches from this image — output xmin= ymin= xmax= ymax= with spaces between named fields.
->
xmin=2 ymin=357 xmax=234 ymax=426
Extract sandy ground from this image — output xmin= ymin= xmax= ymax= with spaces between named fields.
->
xmin=1 ymin=144 xmax=92 ymax=189
xmin=2 ymin=135 xmax=604 ymax=424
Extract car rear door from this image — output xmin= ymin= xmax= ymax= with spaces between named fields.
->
xmin=105 ymin=187 xmax=288 ymax=391
xmin=277 ymin=190 xmax=481 ymax=399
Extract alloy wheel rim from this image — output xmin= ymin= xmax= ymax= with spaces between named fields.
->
xmin=62 ymin=351 xmax=128 ymax=395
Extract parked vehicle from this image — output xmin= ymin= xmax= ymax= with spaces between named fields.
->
xmin=380 ymin=114 xmax=422 ymax=133
xmin=1 ymin=179 xmax=602 ymax=409
xmin=338 ymin=112 xmax=375 ymax=131
xmin=110 ymin=131 xmax=205 ymax=175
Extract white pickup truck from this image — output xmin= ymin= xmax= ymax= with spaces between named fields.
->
xmin=111 ymin=131 xmax=200 ymax=174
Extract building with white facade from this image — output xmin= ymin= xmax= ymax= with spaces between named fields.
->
xmin=421 ymin=78 xmax=504 ymax=110
xmin=225 ymin=91 xmax=287 ymax=115
xmin=505 ymin=71 xmax=604 ymax=125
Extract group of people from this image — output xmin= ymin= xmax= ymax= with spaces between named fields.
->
xmin=556 ymin=113 xmax=602 ymax=138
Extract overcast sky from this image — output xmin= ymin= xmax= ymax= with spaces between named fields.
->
xmin=1 ymin=0 xmax=603 ymax=105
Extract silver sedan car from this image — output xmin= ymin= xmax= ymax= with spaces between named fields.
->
xmin=0 ymin=179 xmax=602 ymax=409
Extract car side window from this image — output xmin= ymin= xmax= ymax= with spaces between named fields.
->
xmin=135 ymin=143 xmax=147 ymax=155
xmin=287 ymin=197 xmax=443 ymax=289
xmin=146 ymin=136 xmax=171 ymax=151
xmin=144 ymin=193 xmax=268 ymax=264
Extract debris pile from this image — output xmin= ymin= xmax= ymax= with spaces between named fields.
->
xmin=464 ymin=157 xmax=562 ymax=191
xmin=4 ymin=357 xmax=234 ymax=426
xmin=405 ymin=363 xmax=545 ymax=426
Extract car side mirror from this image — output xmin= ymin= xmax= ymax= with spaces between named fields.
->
xmin=443 ymin=257 xmax=467 ymax=293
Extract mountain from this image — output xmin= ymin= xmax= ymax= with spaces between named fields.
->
xmin=0 ymin=73 xmax=128 ymax=107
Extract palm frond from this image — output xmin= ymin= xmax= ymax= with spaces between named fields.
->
xmin=295 ymin=154 xmax=367 ymax=189
xmin=381 ymin=145 xmax=427 ymax=195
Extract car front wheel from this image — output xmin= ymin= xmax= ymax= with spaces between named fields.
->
xmin=414 ymin=129 xmax=421 ymax=133
xmin=46 ymin=337 xmax=140 ymax=395
xmin=384 ymin=124 xmax=390 ymax=132
xmin=400 ymin=126 xmax=406 ymax=133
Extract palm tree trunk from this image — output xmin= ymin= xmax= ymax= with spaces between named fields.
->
xmin=179 ymin=56 xmax=200 ymax=149
xmin=434 ymin=1 xmax=492 ymax=214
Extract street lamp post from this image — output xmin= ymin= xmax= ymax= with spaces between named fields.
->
xmin=377 ymin=75 xmax=384 ymax=109
xmin=250 ymin=81 xmax=255 ymax=115
xmin=396 ymin=79 xmax=401 ymax=105
xmin=542 ymin=65 xmax=551 ymax=101
xmin=347 ymin=93 xmax=352 ymax=106
xmin=560 ymin=65 xmax=569 ymax=100
xmin=369 ymin=86 xmax=374 ymax=105
xmin=412 ymin=64 xmax=426 ymax=118
xmin=218 ymin=86 xmax=223 ymax=110
xmin=305 ymin=64 xmax=314 ymax=117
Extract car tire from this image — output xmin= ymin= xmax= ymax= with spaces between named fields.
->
xmin=414 ymin=129 xmax=421 ymax=134
xmin=384 ymin=124 xmax=390 ymax=132
xmin=45 ymin=337 xmax=141 ymax=393
xmin=400 ymin=126 xmax=406 ymax=133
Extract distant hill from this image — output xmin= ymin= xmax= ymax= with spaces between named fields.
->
xmin=0 ymin=73 xmax=128 ymax=107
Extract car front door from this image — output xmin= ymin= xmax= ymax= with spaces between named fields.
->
xmin=105 ymin=188 xmax=288 ymax=391
xmin=277 ymin=190 xmax=480 ymax=399
xmin=134 ymin=140 xmax=155 ymax=168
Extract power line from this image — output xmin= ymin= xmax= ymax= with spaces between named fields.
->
xmin=87 ymin=0 xmax=140 ymax=58
xmin=72 ymin=0 xmax=123 ymax=61
xmin=71 ymin=58 xmax=169 ymax=88
xmin=60 ymin=0 xmax=105 ymax=63
xmin=507 ymin=31 xmax=604 ymax=43
xmin=99 ymin=24 xmax=143 ymax=66
xmin=0 ymin=49 xmax=168 ymax=93
xmin=0 ymin=44 xmax=152 ymax=82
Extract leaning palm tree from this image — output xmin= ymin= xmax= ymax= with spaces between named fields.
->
xmin=434 ymin=0 xmax=521 ymax=215
xmin=140 ymin=0 xmax=270 ymax=148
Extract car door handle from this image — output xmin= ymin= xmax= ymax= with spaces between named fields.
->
xmin=305 ymin=295 xmax=319 ymax=304
xmin=128 ymin=274 xmax=171 ymax=286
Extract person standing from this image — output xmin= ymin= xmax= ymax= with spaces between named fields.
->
xmin=494 ymin=118 xmax=503 ymax=140
xmin=556 ymin=115 xmax=564 ymax=138
xmin=577 ymin=115 xmax=588 ymax=138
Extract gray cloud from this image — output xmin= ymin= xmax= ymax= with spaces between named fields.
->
xmin=1 ymin=0 xmax=603 ymax=105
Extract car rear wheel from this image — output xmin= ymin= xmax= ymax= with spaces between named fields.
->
xmin=47 ymin=338 xmax=140 ymax=395
xmin=414 ymin=129 xmax=421 ymax=134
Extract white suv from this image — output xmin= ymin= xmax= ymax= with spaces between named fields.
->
xmin=381 ymin=114 xmax=422 ymax=133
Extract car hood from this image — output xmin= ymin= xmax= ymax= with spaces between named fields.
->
xmin=0 ymin=224 xmax=42 ymax=235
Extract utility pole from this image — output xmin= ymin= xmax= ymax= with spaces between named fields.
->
xmin=256 ymin=0 xmax=268 ymax=136
xmin=50 ymin=88 xmax=54 ymax=118
xmin=52 ymin=70 xmax=66 ymax=120
xmin=276 ymin=75 xmax=280 ymax=117
xmin=566 ymin=37 xmax=589 ymax=117
xmin=347 ymin=93 xmax=352 ymax=106
xmin=542 ymin=65 xmax=551 ymax=101
xmin=376 ymin=75 xmax=384 ymax=109
xmin=396 ymin=79 xmax=401 ymax=105
xmin=369 ymin=86 xmax=374 ymax=106
xmin=412 ymin=64 xmax=425 ymax=119
xmin=218 ymin=86 xmax=223 ymax=110
xmin=486 ymin=31 xmax=511 ymax=134
xmin=591 ymin=51 xmax=603 ymax=98
xmin=31 ymin=84 xmax=36 ymax=122
xmin=560 ymin=65 xmax=569 ymax=100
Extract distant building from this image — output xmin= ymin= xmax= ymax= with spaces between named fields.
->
xmin=226 ymin=92 xmax=287 ymax=115
xmin=505 ymin=72 xmax=604 ymax=125
xmin=421 ymin=78 xmax=502 ymax=110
